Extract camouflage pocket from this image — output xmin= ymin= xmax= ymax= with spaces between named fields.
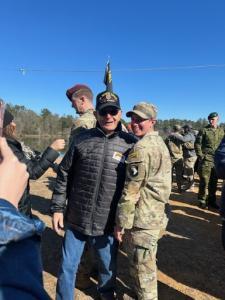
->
xmin=133 ymin=246 xmax=151 ymax=264
xmin=183 ymin=141 xmax=195 ymax=150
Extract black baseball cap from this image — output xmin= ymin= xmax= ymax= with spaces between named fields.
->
xmin=96 ymin=91 xmax=120 ymax=112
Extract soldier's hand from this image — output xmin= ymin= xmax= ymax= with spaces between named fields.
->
xmin=52 ymin=212 xmax=64 ymax=235
xmin=114 ymin=225 xmax=124 ymax=243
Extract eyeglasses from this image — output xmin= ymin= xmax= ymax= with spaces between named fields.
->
xmin=98 ymin=108 xmax=119 ymax=117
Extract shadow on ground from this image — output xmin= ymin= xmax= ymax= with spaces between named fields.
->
xmin=158 ymin=189 xmax=225 ymax=300
xmin=32 ymin=175 xmax=225 ymax=300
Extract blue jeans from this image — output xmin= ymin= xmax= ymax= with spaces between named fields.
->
xmin=56 ymin=228 xmax=118 ymax=300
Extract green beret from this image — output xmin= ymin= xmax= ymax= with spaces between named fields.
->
xmin=208 ymin=112 xmax=218 ymax=119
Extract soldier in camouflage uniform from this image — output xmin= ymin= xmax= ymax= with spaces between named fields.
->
xmin=167 ymin=124 xmax=197 ymax=191
xmin=165 ymin=125 xmax=184 ymax=193
xmin=66 ymin=84 xmax=96 ymax=145
xmin=195 ymin=112 xmax=224 ymax=209
xmin=115 ymin=102 xmax=171 ymax=300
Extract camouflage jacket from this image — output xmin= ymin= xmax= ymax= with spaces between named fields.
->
xmin=69 ymin=109 xmax=96 ymax=145
xmin=168 ymin=132 xmax=196 ymax=158
xmin=165 ymin=133 xmax=183 ymax=161
xmin=194 ymin=125 xmax=224 ymax=162
xmin=116 ymin=131 xmax=172 ymax=230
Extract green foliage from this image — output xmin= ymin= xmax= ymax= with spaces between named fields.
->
xmin=6 ymin=103 xmax=223 ymax=138
xmin=6 ymin=104 xmax=73 ymax=137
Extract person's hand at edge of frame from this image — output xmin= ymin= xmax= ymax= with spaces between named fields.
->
xmin=0 ymin=137 xmax=28 ymax=208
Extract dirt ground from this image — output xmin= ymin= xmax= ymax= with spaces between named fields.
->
xmin=30 ymin=168 xmax=225 ymax=300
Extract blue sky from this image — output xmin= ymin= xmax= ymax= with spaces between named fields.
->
xmin=0 ymin=0 xmax=225 ymax=122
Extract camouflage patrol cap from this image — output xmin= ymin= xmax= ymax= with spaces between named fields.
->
xmin=96 ymin=91 xmax=120 ymax=111
xmin=66 ymin=84 xmax=93 ymax=101
xmin=126 ymin=102 xmax=157 ymax=120
xmin=173 ymin=124 xmax=182 ymax=131
xmin=208 ymin=112 xmax=218 ymax=119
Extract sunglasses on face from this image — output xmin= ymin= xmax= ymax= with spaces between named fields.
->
xmin=98 ymin=108 xmax=119 ymax=117
xmin=131 ymin=115 xmax=148 ymax=123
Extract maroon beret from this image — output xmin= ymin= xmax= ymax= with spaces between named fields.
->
xmin=66 ymin=84 xmax=92 ymax=101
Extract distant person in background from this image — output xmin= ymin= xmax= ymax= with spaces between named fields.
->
xmin=66 ymin=84 xmax=96 ymax=145
xmin=195 ymin=112 xmax=224 ymax=209
xmin=166 ymin=124 xmax=197 ymax=191
xmin=165 ymin=124 xmax=184 ymax=193
xmin=0 ymin=137 xmax=49 ymax=300
xmin=126 ymin=123 xmax=133 ymax=133
xmin=2 ymin=108 xmax=65 ymax=217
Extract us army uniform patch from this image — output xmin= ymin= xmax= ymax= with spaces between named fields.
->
xmin=126 ymin=148 xmax=145 ymax=181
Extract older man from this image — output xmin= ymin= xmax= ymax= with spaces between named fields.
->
xmin=51 ymin=91 xmax=137 ymax=300
xmin=115 ymin=102 xmax=171 ymax=300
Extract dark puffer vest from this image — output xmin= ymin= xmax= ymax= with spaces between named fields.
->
xmin=51 ymin=124 xmax=137 ymax=235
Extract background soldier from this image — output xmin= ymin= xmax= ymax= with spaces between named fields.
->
xmin=165 ymin=124 xmax=184 ymax=193
xmin=66 ymin=84 xmax=96 ymax=145
xmin=167 ymin=124 xmax=197 ymax=191
xmin=115 ymin=102 xmax=171 ymax=300
xmin=195 ymin=112 xmax=224 ymax=209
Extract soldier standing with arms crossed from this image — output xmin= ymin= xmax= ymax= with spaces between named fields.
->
xmin=195 ymin=112 xmax=224 ymax=209
xmin=115 ymin=102 xmax=171 ymax=300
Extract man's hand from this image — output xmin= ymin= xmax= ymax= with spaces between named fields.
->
xmin=52 ymin=212 xmax=64 ymax=235
xmin=0 ymin=137 xmax=28 ymax=207
xmin=114 ymin=225 xmax=124 ymax=243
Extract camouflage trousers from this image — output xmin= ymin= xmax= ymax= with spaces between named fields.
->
xmin=172 ymin=158 xmax=183 ymax=189
xmin=183 ymin=156 xmax=197 ymax=182
xmin=124 ymin=228 xmax=162 ymax=300
xmin=198 ymin=159 xmax=218 ymax=203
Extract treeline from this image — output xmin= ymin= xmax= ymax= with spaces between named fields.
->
xmin=6 ymin=104 xmax=74 ymax=137
xmin=156 ymin=118 xmax=225 ymax=138
xmin=6 ymin=104 xmax=225 ymax=137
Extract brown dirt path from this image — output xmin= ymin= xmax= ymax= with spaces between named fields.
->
xmin=30 ymin=169 xmax=225 ymax=300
